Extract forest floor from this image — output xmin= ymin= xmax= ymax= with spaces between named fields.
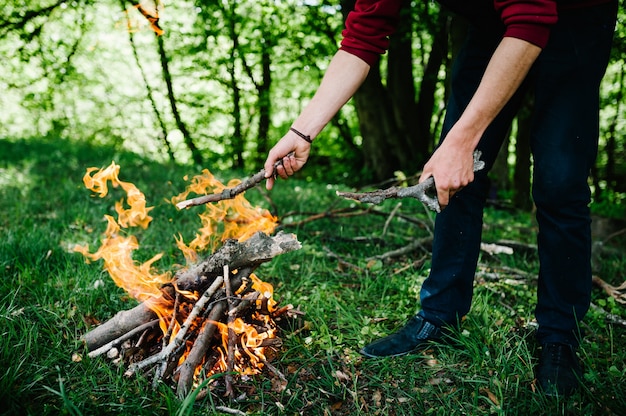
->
xmin=1 ymin=136 xmax=625 ymax=415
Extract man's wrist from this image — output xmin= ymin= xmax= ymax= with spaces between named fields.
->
xmin=289 ymin=127 xmax=313 ymax=144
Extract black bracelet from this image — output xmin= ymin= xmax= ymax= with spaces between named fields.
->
xmin=289 ymin=127 xmax=313 ymax=144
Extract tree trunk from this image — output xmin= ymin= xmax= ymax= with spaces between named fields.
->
xmin=353 ymin=64 xmax=404 ymax=181
xmin=415 ymin=9 xmax=449 ymax=161
xmin=122 ymin=1 xmax=175 ymax=162
xmin=255 ymin=41 xmax=272 ymax=168
xmin=387 ymin=0 xmax=419 ymax=162
xmin=513 ymin=94 xmax=533 ymax=211
xmin=156 ymin=33 xmax=203 ymax=165
xmin=341 ymin=0 xmax=411 ymax=181
xmin=227 ymin=8 xmax=245 ymax=170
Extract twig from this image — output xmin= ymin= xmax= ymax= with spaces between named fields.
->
xmin=280 ymin=207 xmax=372 ymax=228
xmin=392 ymin=255 xmax=428 ymax=275
xmin=364 ymin=236 xmax=432 ymax=262
xmin=592 ymin=275 xmax=626 ymax=304
xmin=323 ymin=246 xmax=364 ymax=272
xmin=337 ymin=177 xmax=438 ymax=209
xmin=176 ymin=301 xmax=227 ymax=398
xmin=153 ymin=291 xmax=181 ymax=386
xmin=126 ymin=276 xmax=224 ymax=376
xmin=224 ymin=265 xmax=235 ymax=398
xmin=215 ymin=406 xmax=247 ymax=416
xmin=162 ymin=291 xmax=181 ymax=348
xmin=261 ymin=357 xmax=287 ymax=382
xmin=176 ymin=152 xmax=294 ymax=209
xmin=228 ymin=291 xmax=260 ymax=316
xmin=382 ymin=202 xmax=402 ymax=237
xmin=590 ymin=303 xmax=626 ymax=327
xmin=603 ymin=227 xmax=626 ymax=243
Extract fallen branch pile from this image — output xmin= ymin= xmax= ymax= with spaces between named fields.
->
xmin=82 ymin=231 xmax=301 ymax=399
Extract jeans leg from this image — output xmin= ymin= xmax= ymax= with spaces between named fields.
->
xmin=531 ymin=2 xmax=617 ymax=346
xmin=419 ymin=25 xmax=527 ymax=326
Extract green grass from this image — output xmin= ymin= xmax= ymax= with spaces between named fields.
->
xmin=1 ymin=136 xmax=625 ymax=415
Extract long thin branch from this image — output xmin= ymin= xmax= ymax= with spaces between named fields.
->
xmin=365 ymin=236 xmax=432 ymax=262
xmin=592 ymin=275 xmax=626 ymax=304
xmin=176 ymin=153 xmax=294 ymax=209
xmin=590 ymin=303 xmax=626 ymax=327
xmin=224 ymin=265 xmax=235 ymax=397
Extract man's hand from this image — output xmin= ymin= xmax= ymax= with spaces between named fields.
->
xmin=419 ymin=136 xmax=477 ymax=210
xmin=263 ymin=132 xmax=311 ymax=190
xmin=420 ymin=37 xmax=541 ymax=209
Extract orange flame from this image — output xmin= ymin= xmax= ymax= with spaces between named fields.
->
xmin=171 ymin=171 xmax=278 ymax=264
xmin=121 ymin=1 xmax=165 ymax=36
xmin=75 ymin=162 xmax=170 ymax=301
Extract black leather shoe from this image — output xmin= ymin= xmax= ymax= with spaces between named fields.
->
xmin=536 ymin=343 xmax=583 ymax=397
xmin=360 ymin=315 xmax=442 ymax=358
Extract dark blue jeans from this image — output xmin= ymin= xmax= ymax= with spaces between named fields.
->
xmin=419 ymin=1 xmax=617 ymax=347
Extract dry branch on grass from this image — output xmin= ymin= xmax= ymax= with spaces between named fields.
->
xmin=593 ymin=275 xmax=626 ymax=304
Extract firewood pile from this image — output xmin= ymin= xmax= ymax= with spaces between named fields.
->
xmin=75 ymin=162 xmax=303 ymax=400
xmin=82 ymin=232 xmax=301 ymax=398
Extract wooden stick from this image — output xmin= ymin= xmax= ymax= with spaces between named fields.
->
xmin=176 ymin=152 xmax=294 ymax=209
xmin=176 ymin=266 xmax=254 ymax=397
xmin=224 ymin=265 xmax=235 ymax=398
xmin=126 ymin=276 xmax=224 ymax=376
xmin=174 ymin=231 xmax=301 ymax=292
xmin=590 ymin=303 xmax=626 ymax=327
xmin=176 ymin=301 xmax=227 ymax=398
xmin=82 ymin=301 xmax=158 ymax=351
xmin=592 ymin=275 xmax=626 ymax=304
xmin=364 ymin=236 xmax=432 ymax=262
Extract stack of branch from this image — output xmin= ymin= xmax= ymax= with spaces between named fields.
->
xmin=81 ymin=231 xmax=301 ymax=399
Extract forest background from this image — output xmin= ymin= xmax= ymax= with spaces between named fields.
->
xmin=1 ymin=0 xmax=625 ymax=210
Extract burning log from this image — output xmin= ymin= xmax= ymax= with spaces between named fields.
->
xmin=82 ymin=231 xmax=302 ymax=398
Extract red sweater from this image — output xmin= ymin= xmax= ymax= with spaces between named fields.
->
xmin=340 ymin=0 xmax=612 ymax=65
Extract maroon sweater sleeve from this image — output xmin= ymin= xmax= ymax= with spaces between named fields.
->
xmin=340 ymin=0 xmax=559 ymax=66
xmin=494 ymin=0 xmax=558 ymax=48
xmin=339 ymin=0 xmax=403 ymax=66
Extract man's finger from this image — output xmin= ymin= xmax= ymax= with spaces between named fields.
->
xmin=436 ymin=189 xmax=450 ymax=210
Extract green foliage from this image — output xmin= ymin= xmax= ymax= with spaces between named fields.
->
xmin=2 ymin=1 xmax=626 ymax=193
xmin=1 ymin=138 xmax=625 ymax=415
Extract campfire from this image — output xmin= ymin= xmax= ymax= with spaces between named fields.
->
xmin=75 ymin=162 xmax=301 ymax=399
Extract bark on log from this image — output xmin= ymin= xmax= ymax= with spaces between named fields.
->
xmin=174 ymin=231 xmax=301 ymax=292
xmin=82 ymin=302 xmax=157 ymax=352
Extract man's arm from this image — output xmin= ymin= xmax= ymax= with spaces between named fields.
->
xmin=420 ymin=36 xmax=542 ymax=208
xmin=263 ymin=50 xmax=370 ymax=190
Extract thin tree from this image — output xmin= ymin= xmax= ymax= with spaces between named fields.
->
xmin=130 ymin=1 xmax=202 ymax=165
xmin=121 ymin=1 xmax=175 ymax=162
